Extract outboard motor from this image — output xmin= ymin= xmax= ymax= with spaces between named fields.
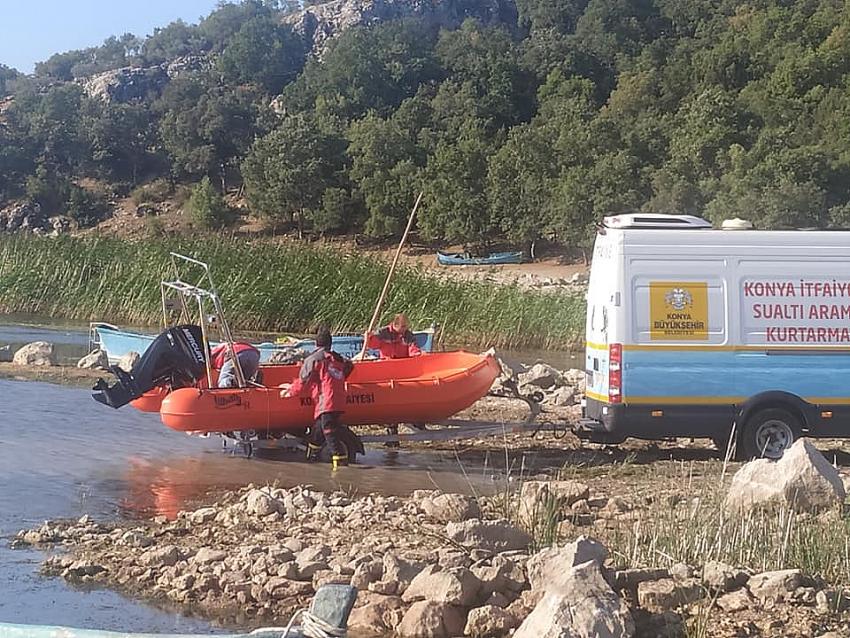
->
xmin=92 ymin=325 xmax=207 ymax=409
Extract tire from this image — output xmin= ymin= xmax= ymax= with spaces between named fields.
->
xmin=741 ymin=408 xmax=800 ymax=460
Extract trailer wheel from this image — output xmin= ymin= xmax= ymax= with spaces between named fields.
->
xmin=741 ymin=408 xmax=799 ymax=460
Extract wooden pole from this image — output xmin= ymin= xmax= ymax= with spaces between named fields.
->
xmin=359 ymin=191 xmax=424 ymax=358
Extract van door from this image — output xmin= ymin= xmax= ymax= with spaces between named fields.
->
xmin=585 ymin=232 xmax=620 ymax=414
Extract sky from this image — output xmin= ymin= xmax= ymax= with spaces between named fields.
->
xmin=0 ymin=0 xmax=222 ymax=73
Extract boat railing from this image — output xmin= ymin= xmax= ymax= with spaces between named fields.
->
xmin=160 ymin=252 xmax=247 ymax=389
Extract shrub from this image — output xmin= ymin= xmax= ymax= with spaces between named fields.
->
xmin=187 ymin=177 xmax=233 ymax=229
xmin=130 ymin=178 xmax=173 ymax=205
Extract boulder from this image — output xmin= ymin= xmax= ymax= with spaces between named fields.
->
xmin=472 ymin=555 xmax=526 ymax=598
xmin=747 ymin=569 xmax=804 ymax=603
xmin=421 ymin=493 xmax=481 ymax=523
xmin=548 ymin=386 xmax=576 ymax=407
xmin=139 ymin=545 xmax=181 ymax=567
xmin=120 ymin=530 xmax=153 ymax=548
xmin=245 ymin=489 xmax=283 ymax=516
xmin=445 ymin=519 xmax=532 ymax=553
xmin=520 ymin=481 xmax=590 ymax=523
xmin=518 ymin=363 xmax=561 ymax=389
xmin=82 ymin=65 xmax=169 ymax=103
xmin=725 ymin=439 xmax=845 ymax=513
xmin=349 ymin=595 xmax=404 ymax=636
xmin=464 ymin=604 xmax=520 ymax=637
xmin=702 ymin=561 xmax=748 ymax=593
xmin=116 ymin=351 xmax=140 ymax=373
xmin=402 ymin=566 xmax=481 ymax=606
xmin=192 ymin=547 xmax=227 ymax=565
xmin=514 ymin=560 xmax=634 ymax=638
xmin=382 ymin=553 xmax=423 ymax=592
xmin=188 ymin=507 xmax=218 ymax=525
xmin=77 ymin=349 xmax=108 ymax=370
xmin=637 ymin=578 xmax=704 ymax=611
xmin=526 ymin=536 xmax=608 ymax=592
xmin=396 ymin=600 xmax=467 ymax=638
xmin=13 ymin=341 xmax=56 ymax=366
xmin=716 ymin=588 xmax=755 ymax=612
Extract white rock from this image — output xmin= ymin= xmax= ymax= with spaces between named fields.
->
xmin=716 ymin=588 xmax=755 ymax=612
xmin=725 ymin=439 xmax=845 ymax=513
xmin=77 ymin=349 xmax=108 ymax=369
xmin=245 ymin=489 xmax=282 ymax=516
xmin=520 ymin=481 xmax=590 ymax=524
xmin=193 ymin=547 xmax=228 ymax=565
xmin=548 ymin=386 xmax=576 ymax=406
xmin=445 ymin=519 xmax=532 ymax=553
xmin=396 ymin=600 xmax=466 ymax=638
xmin=637 ymin=578 xmax=703 ymax=611
xmin=421 ymin=493 xmax=481 ymax=523
xmin=526 ymin=536 xmax=608 ymax=592
xmin=402 ymin=566 xmax=481 ymax=606
xmin=747 ymin=569 xmax=803 ymax=603
xmin=189 ymin=507 xmax=218 ymax=525
xmin=464 ymin=604 xmax=520 ymax=637
xmin=514 ymin=560 xmax=634 ymax=638
xmin=13 ymin=341 xmax=56 ymax=366
xmin=518 ymin=363 xmax=561 ymax=389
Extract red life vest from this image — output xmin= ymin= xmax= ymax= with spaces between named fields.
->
xmin=289 ymin=347 xmax=354 ymax=418
xmin=210 ymin=342 xmax=259 ymax=370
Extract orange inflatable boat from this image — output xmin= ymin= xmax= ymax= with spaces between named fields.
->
xmin=157 ymin=351 xmax=499 ymax=434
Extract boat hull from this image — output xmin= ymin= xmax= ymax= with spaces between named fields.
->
xmin=437 ymin=251 xmax=524 ymax=266
xmin=158 ymin=351 xmax=499 ymax=433
xmin=92 ymin=324 xmax=435 ymax=364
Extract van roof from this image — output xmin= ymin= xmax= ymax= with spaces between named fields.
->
xmin=609 ymin=227 xmax=850 ymax=251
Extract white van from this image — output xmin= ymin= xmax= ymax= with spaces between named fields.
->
xmin=578 ymin=213 xmax=850 ymax=458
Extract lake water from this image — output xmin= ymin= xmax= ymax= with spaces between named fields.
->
xmin=0 ymin=316 xmax=571 ymax=632
xmin=0 ymin=377 xmax=514 ymax=631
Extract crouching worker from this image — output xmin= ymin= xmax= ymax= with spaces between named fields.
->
xmin=210 ymin=342 xmax=261 ymax=388
xmin=282 ymin=327 xmax=354 ymax=469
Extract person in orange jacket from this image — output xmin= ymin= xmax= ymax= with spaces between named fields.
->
xmin=365 ymin=313 xmax=425 ymax=445
xmin=282 ymin=327 xmax=354 ymax=469
xmin=365 ymin=314 xmax=422 ymax=359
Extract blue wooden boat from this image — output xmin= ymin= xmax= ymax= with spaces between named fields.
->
xmin=90 ymin=322 xmax=436 ymax=364
xmin=437 ymin=250 xmax=524 ymax=266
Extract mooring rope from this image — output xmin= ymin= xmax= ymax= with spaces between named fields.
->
xmin=249 ymin=608 xmax=347 ymax=638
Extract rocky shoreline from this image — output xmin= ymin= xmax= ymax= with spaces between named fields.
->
xmin=13 ymin=447 xmax=850 ymax=638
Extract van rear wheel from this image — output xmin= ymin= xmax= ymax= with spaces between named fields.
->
xmin=741 ymin=408 xmax=799 ymax=460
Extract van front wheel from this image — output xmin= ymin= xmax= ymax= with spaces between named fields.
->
xmin=741 ymin=408 xmax=799 ymax=460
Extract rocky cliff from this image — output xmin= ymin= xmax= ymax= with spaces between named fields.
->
xmin=284 ymin=0 xmax=517 ymax=57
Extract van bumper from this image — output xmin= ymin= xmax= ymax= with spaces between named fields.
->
xmin=576 ymin=398 xmax=627 ymax=443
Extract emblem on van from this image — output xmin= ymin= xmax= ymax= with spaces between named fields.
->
xmin=665 ymin=288 xmax=693 ymax=311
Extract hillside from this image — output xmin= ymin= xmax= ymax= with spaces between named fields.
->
xmin=3 ymin=0 xmax=850 ymax=250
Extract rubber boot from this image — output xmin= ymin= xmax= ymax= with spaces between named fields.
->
xmin=385 ymin=425 xmax=400 ymax=448
xmin=306 ymin=443 xmax=322 ymax=463
xmin=332 ymin=454 xmax=349 ymax=470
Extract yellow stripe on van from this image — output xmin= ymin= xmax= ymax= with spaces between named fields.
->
xmin=585 ymin=390 xmax=608 ymax=402
xmin=621 ymin=396 xmax=850 ymax=405
xmin=586 ymin=341 xmax=608 ymax=351
xmin=623 ymin=344 xmax=850 ymax=353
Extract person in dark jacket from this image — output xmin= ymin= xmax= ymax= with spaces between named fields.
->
xmin=282 ymin=327 xmax=354 ymax=469
xmin=365 ymin=314 xmax=422 ymax=359
xmin=210 ymin=342 xmax=260 ymax=388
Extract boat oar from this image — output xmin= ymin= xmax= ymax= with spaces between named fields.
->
xmin=358 ymin=191 xmax=424 ymax=359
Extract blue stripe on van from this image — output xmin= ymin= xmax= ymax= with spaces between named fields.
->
xmin=624 ymin=350 xmax=850 ymax=401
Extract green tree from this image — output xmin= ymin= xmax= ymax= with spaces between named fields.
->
xmin=218 ymin=16 xmax=305 ymax=93
xmin=242 ymin=114 xmax=345 ymax=235
xmin=420 ymin=122 xmax=497 ymax=245
xmin=188 ymin=176 xmax=232 ymax=229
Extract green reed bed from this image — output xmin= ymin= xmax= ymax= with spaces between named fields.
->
xmin=0 ymin=234 xmax=584 ymax=350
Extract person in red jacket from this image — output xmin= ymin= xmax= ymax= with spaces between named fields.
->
xmin=365 ymin=313 xmax=425 ymax=445
xmin=282 ymin=327 xmax=354 ymax=468
xmin=210 ymin=342 xmax=260 ymax=388
xmin=365 ymin=314 xmax=422 ymax=359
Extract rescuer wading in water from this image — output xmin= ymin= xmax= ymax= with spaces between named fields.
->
xmin=282 ymin=327 xmax=354 ymax=469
